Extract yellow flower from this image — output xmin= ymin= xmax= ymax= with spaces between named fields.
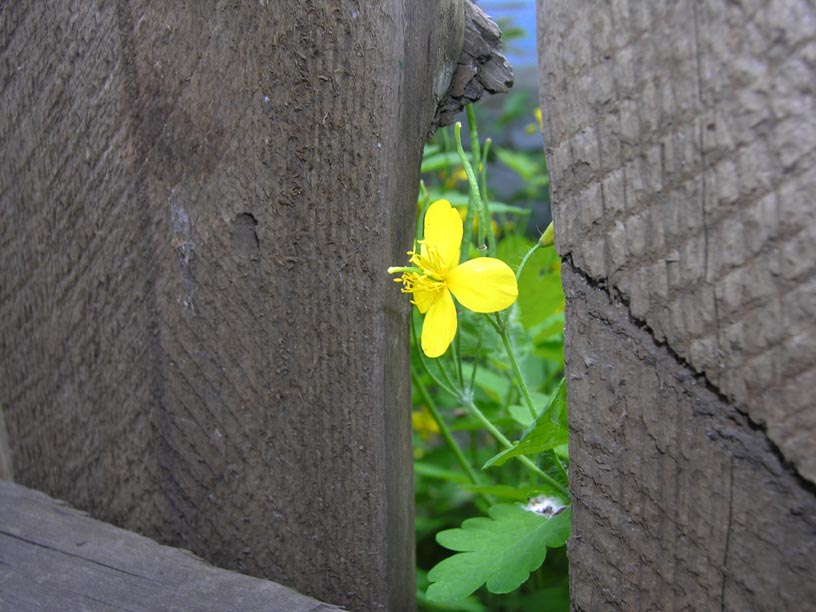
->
xmin=525 ymin=107 xmax=544 ymax=134
xmin=389 ymin=199 xmax=518 ymax=358
xmin=412 ymin=406 xmax=441 ymax=440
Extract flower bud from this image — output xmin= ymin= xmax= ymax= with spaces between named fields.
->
xmin=539 ymin=222 xmax=555 ymax=247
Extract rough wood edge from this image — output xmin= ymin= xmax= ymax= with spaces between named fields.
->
xmin=430 ymin=0 xmax=514 ymax=135
xmin=0 ymin=481 xmax=342 ymax=612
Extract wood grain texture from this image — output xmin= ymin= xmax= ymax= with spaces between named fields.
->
xmin=537 ymin=0 xmax=816 ymax=484
xmin=0 ymin=481 xmax=340 ymax=612
xmin=563 ymin=262 xmax=816 ymax=612
xmin=0 ymin=1 xmax=461 ymax=609
xmin=536 ymin=1 xmax=816 ymax=609
xmin=0 ymin=409 xmax=12 ymax=481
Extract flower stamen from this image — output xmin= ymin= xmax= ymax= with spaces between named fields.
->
xmin=387 ymin=199 xmax=517 ymax=357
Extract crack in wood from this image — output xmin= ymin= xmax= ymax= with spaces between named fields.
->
xmin=565 ymin=254 xmax=816 ymax=497
xmin=563 ymin=257 xmax=816 ymax=610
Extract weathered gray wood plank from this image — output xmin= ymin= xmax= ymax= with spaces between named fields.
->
xmin=537 ymin=0 xmax=816 ymax=485
xmin=536 ymin=0 xmax=816 ymax=609
xmin=562 ymin=264 xmax=816 ymax=611
xmin=0 ymin=481 xmax=340 ymax=612
xmin=0 ymin=2 xmax=472 ymax=608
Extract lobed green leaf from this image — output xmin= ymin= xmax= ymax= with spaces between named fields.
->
xmin=482 ymin=380 xmax=568 ymax=468
xmin=427 ymin=504 xmax=571 ymax=601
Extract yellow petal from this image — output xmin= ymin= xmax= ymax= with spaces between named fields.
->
xmin=421 ymin=288 xmax=457 ymax=358
xmin=422 ymin=199 xmax=462 ymax=270
xmin=447 ymin=257 xmax=518 ymax=313
xmin=412 ymin=287 xmax=439 ymax=314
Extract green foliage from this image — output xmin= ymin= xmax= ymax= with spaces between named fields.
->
xmin=417 ymin=569 xmax=487 ymax=612
xmin=427 ymin=505 xmax=571 ymax=601
xmin=483 ymin=380 xmax=568 ymax=469
xmin=422 ymin=151 xmax=473 ymax=173
xmin=493 ymin=147 xmax=543 ymax=182
xmin=516 ymin=247 xmax=564 ymax=332
xmin=412 ymin=77 xmax=568 ymax=609
xmin=460 ymin=484 xmax=545 ymax=501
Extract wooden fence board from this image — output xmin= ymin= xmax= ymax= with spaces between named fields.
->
xmin=0 ymin=2 xmax=472 ymax=608
xmin=0 ymin=481 xmax=340 ymax=612
xmin=560 ymin=265 xmax=816 ymax=611
xmin=537 ymin=0 xmax=816 ymax=609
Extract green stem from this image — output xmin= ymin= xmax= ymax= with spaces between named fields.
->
xmin=452 ymin=329 xmax=464 ymax=387
xmin=493 ymin=314 xmax=538 ymax=421
xmin=466 ymin=106 xmax=485 ymax=252
xmin=515 ymin=242 xmax=541 ymax=283
xmin=466 ymin=105 xmax=481 ymax=169
xmin=412 ymin=370 xmax=487 ymax=502
xmin=479 ymin=138 xmax=493 ymax=250
xmin=487 ymin=313 xmax=570 ymax=487
xmin=550 ymin=449 xmax=569 ymax=487
xmin=468 ymin=321 xmax=485 ymax=392
xmin=462 ymin=191 xmax=477 ymax=259
xmin=481 ymin=138 xmax=492 ymax=187
xmin=387 ymin=266 xmax=423 ymax=275
xmin=455 ymin=121 xmax=488 ymax=257
xmin=466 ymin=106 xmax=497 ymax=257
xmin=465 ymin=400 xmax=569 ymax=498
xmin=465 ymin=106 xmax=485 ymax=250
xmin=411 ymin=313 xmax=459 ymax=398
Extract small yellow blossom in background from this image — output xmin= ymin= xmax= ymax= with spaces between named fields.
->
xmin=412 ymin=406 xmax=441 ymax=440
xmin=524 ymin=107 xmax=544 ymax=135
xmin=388 ymin=199 xmax=518 ymax=358
xmin=443 ymin=167 xmax=469 ymax=190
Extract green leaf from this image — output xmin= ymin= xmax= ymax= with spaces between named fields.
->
xmin=417 ymin=569 xmax=487 ymax=612
xmin=499 ymin=25 xmax=528 ymax=43
xmin=508 ymin=390 xmax=550 ymax=427
xmin=421 ymin=152 xmax=470 ymax=173
xmin=533 ymin=339 xmax=564 ymax=365
xmin=414 ymin=461 xmax=471 ymax=484
xmin=473 ymin=368 xmax=509 ymax=404
xmin=424 ymin=189 xmax=530 ymax=216
xmin=460 ymin=484 xmax=550 ymax=502
xmin=482 ymin=380 xmax=568 ymax=469
xmin=423 ymin=143 xmax=442 ymax=157
xmin=508 ymin=404 xmax=534 ymax=427
xmin=531 ymin=312 xmax=565 ymax=344
xmin=517 ymin=248 xmax=565 ymax=331
xmin=426 ymin=504 xmax=571 ymax=601
xmin=494 ymin=147 xmax=543 ymax=181
xmin=496 ymin=90 xmax=533 ymax=125
xmin=496 ymin=234 xmax=535 ymax=268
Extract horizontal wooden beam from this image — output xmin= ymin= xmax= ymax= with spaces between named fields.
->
xmin=0 ymin=481 xmax=340 ymax=612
